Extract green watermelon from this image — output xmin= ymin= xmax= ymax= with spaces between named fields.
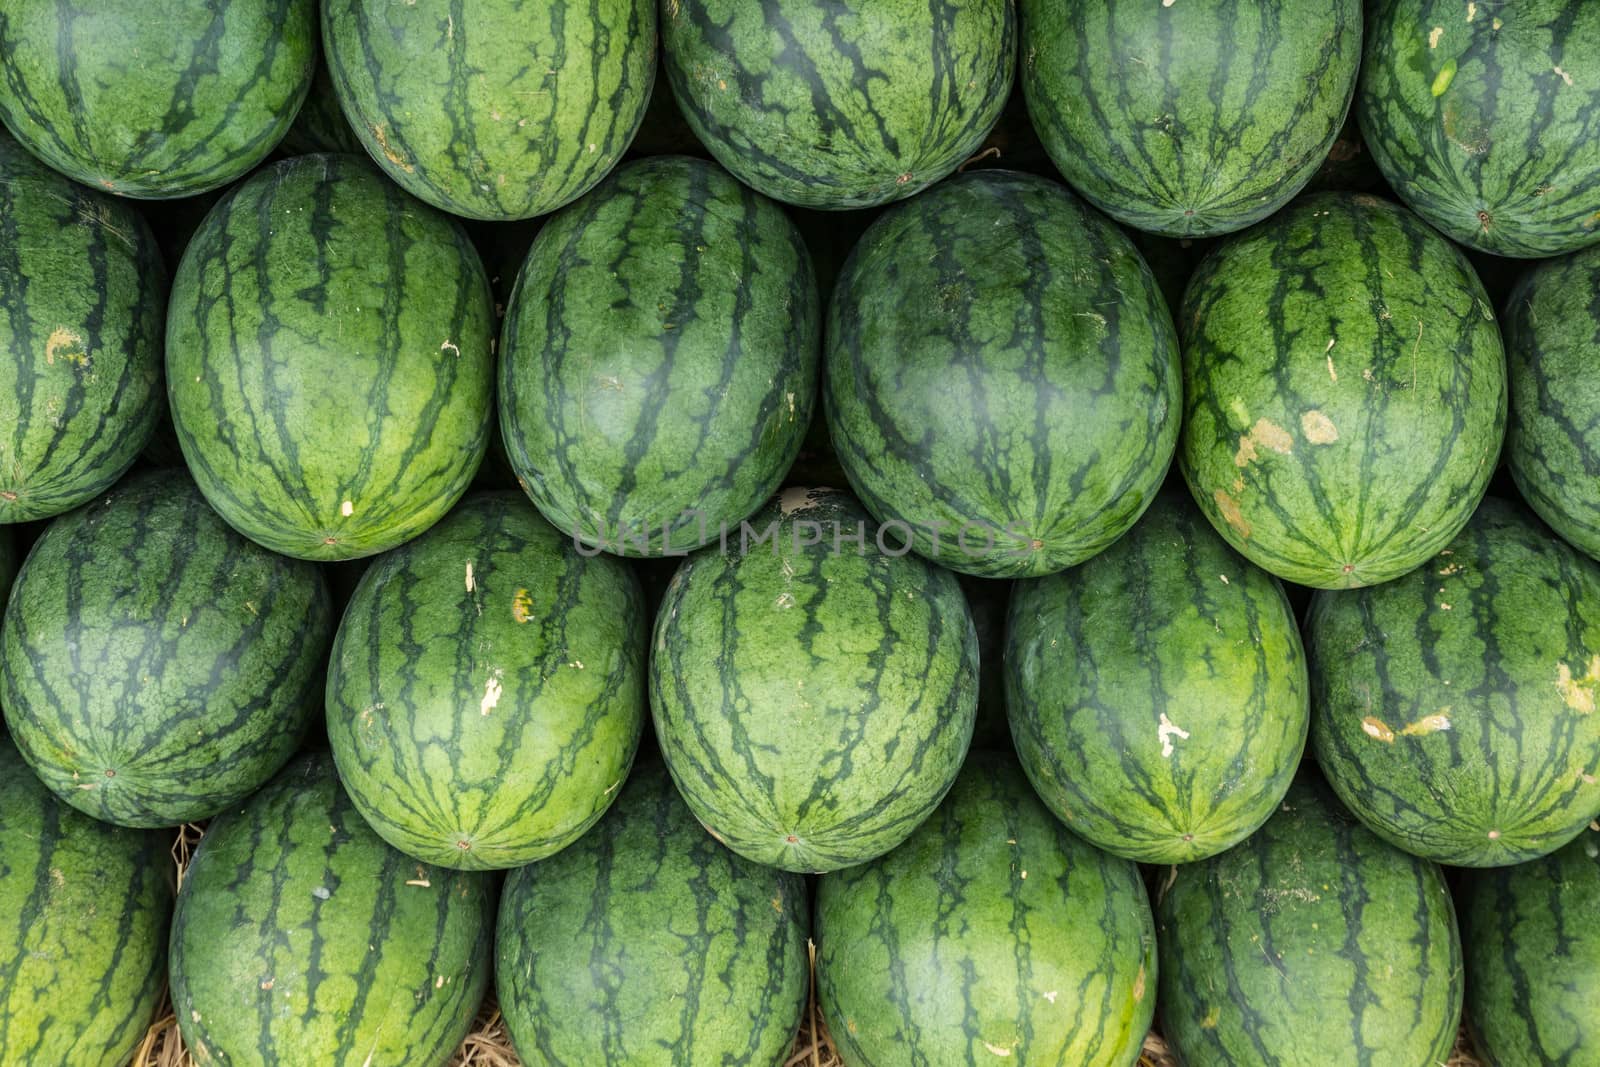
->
xmin=166 ymin=154 xmax=495 ymax=561
xmin=499 ymin=155 xmax=818 ymax=557
xmin=0 ymin=740 xmax=171 ymax=1065
xmin=1359 ymin=0 xmax=1600 ymax=258
xmin=1007 ymin=493 xmax=1308 ymax=863
xmin=826 ymin=170 xmax=1180 ymax=578
xmin=276 ymin=46 xmax=363 ymax=158
xmin=1180 ymin=191 xmax=1506 ymax=589
xmin=170 ymin=753 xmax=493 ymax=1066
xmin=323 ymin=0 xmax=655 ymax=221
xmin=327 ymin=491 xmax=647 ymax=870
xmin=660 ymin=0 xmax=1016 ymax=210
xmin=1020 ymin=0 xmax=1362 ymax=237
xmin=1309 ymin=496 xmax=1600 ymax=867
xmin=0 ymin=130 xmax=167 ymax=523
xmin=0 ymin=470 xmax=332 ymax=828
xmin=1504 ymin=245 xmax=1600 ymax=562
xmin=1459 ymin=823 xmax=1600 ymax=1064
xmin=651 ymin=487 xmax=978 ymax=873
xmin=817 ymin=752 xmax=1156 ymax=1067
xmin=1157 ymin=775 xmax=1464 ymax=1067
xmin=496 ymin=762 xmax=810 ymax=1066
xmin=0 ymin=0 xmax=314 ymax=198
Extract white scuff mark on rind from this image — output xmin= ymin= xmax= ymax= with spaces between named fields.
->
xmin=480 ymin=676 xmax=503 ymax=716
xmin=441 ymin=340 xmax=460 ymax=358
xmin=1158 ymin=713 xmax=1190 ymax=757
xmin=982 ymin=1042 xmax=1014 ymax=1057
xmin=1301 ymin=410 xmax=1339 ymax=444
xmin=1554 ymin=66 xmax=1574 ymax=87
xmin=1219 ymin=573 xmax=1230 ymax=585
xmin=1428 ymin=26 xmax=1443 ymax=47
xmin=312 ymin=886 xmax=331 ymax=900
xmin=1466 ymin=1 xmax=1476 ymax=20
xmin=1042 ymin=990 xmax=1058 ymax=1003
xmin=465 ymin=562 xmax=475 ymax=592
xmin=341 ymin=500 xmax=354 ymax=517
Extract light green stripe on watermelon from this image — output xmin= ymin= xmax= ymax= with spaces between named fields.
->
xmin=0 ymin=740 xmax=172 ymax=1066
xmin=327 ymin=491 xmax=646 ymax=870
xmin=0 ymin=0 xmax=314 ymax=198
xmin=170 ymin=753 xmax=494 ymax=1066
xmin=1180 ymin=191 xmax=1506 ymax=589
xmin=0 ymin=130 xmax=166 ymax=523
xmin=322 ymin=0 xmax=655 ymax=221
xmin=817 ymin=752 xmax=1156 ymax=1067
xmin=1020 ymin=0 xmax=1362 ymax=237
xmin=166 ymin=153 xmax=496 ymax=561
xmin=496 ymin=763 xmax=810 ymax=1066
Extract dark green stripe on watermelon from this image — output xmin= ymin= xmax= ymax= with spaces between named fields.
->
xmin=1309 ymin=496 xmax=1600 ymax=867
xmin=0 ymin=130 xmax=167 ymax=524
xmin=1157 ymin=775 xmax=1464 ymax=1067
xmin=1179 ymin=191 xmax=1506 ymax=589
xmin=1007 ymin=493 xmax=1308 ymax=864
xmin=825 ymin=169 xmax=1180 ymax=578
xmin=651 ymin=487 xmax=978 ymax=873
xmin=170 ymin=753 xmax=493 ymax=1066
xmin=1459 ymin=823 xmax=1600 ymax=1065
xmin=1359 ymin=0 xmax=1600 ymax=258
xmin=0 ymin=740 xmax=172 ymax=1066
xmin=0 ymin=0 xmax=314 ymax=198
xmin=816 ymin=752 xmax=1156 ymax=1067
xmin=323 ymin=0 xmax=655 ymax=221
xmin=1020 ymin=0 xmax=1362 ymax=237
xmin=0 ymin=469 xmax=332 ymax=828
xmin=1504 ymin=244 xmax=1600 ymax=563
xmin=660 ymin=0 xmax=1017 ymax=210
xmin=166 ymin=154 xmax=496 ymax=561
xmin=327 ymin=491 xmax=647 ymax=870
xmin=496 ymin=762 xmax=809 ymax=1066
xmin=499 ymin=155 xmax=818 ymax=557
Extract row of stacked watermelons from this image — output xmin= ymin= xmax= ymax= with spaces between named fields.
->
xmin=1 ymin=0 xmax=1598 ymax=1065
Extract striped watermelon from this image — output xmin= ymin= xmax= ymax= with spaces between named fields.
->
xmin=496 ymin=763 xmax=810 ymax=1066
xmin=1180 ymin=191 xmax=1506 ymax=589
xmin=322 ymin=0 xmax=655 ymax=221
xmin=1309 ymin=496 xmax=1600 ymax=867
xmin=1007 ymin=493 xmax=1309 ymax=863
xmin=0 ymin=130 xmax=167 ymax=523
xmin=1359 ymin=0 xmax=1600 ymax=258
xmin=499 ymin=155 xmax=818 ymax=557
xmin=660 ymin=0 xmax=1016 ymax=210
xmin=170 ymin=753 xmax=494 ymax=1065
xmin=1020 ymin=0 xmax=1362 ymax=237
xmin=826 ymin=169 xmax=1180 ymax=578
xmin=277 ymin=45 xmax=363 ymax=158
xmin=1504 ymin=245 xmax=1600 ymax=562
xmin=1157 ymin=775 xmax=1463 ymax=1066
xmin=166 ymin=154 xmax=495 ymax=561
xmin=327 ymin=492 xmax=647 ymax=870
xmin=1459 ymin=823 xmax=1600 ymax=1064
xmin=817 ymin=753 xmax=1156 ymax=1067
xmin=0 ymin=470 xmax=332 ymax=828
xmin=0 ymin=740 xmax=171 ymax=1065
xmin=651 ymin=487 xmax=978 ymax=873
xmin=0 ymin=0 xmax=314 ymax=198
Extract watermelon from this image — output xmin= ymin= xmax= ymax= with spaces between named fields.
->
xmin=660 ymin=0 xmax=1016 ymax=210
xmin=1504 ymin=245 xmax=1600 ymax=563
xmin=1006 ymin=493 xmax=1308 ymax=863
xmin=826 ymin=170 xmax=1181 ymax=578
xmin=816 ymin=752 xmax=1156 ymax=1067
xmin=651 ymin=487 xmax=978 ymax=873
xmin=322 ymin=0 xmax=655 ymax=221
xmin=1359 ymin=0 xmax=1600 ymax=259
xmin=170 ymin=753 xmax=493 ymax=1065
xmin=0 ymin=470 xmax=332 ymax=828
xmin=496 ymin=762 xmax=810 ymax=1066
xmin=499 ymin=155 xmax=819 ymax=557
xmin=327 ymin=491 xmax=647 ymax=870
xmin=0 ymin=740 xmax=171 ymax=1066
xmin=0 ymin=0 xmax=313 ymax=198
xmin=1180 ymin=191 xmax=1507 ymax=589
xmin=166 ymin=154 xmax=495 ymax=562
xmin=1458 ymin=823 xmax=1600 ymax=1064
xmin=0 ymin=130 xmax=167 ymax=524
xmin=1020 ymin=0 xmax=1362 ymax=237
xmin=1309 ymin=496 xmax=1600 ymax=867
xmin=1157 ymin=775 xmax=1463 ymax=1067
xmin=277 ymin=46 xmax=363 ymax=158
